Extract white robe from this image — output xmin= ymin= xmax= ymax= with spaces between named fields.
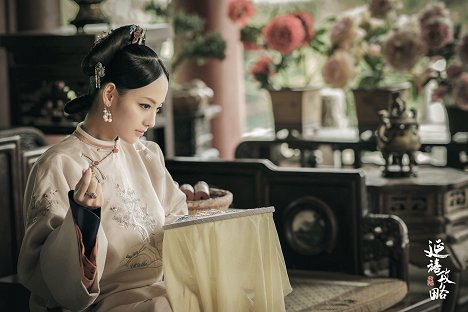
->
xmin=18 ymin=125 xmax=188 ymax=312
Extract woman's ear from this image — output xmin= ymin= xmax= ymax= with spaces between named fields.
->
xmin=101 ymin=83 xmax=117 ymax=106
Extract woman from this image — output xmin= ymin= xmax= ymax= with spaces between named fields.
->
xmin=18 ymin=24 xmax=188 ymax=312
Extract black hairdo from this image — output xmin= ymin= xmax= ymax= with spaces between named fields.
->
xmin=64 ymin=25 xmax=169 ymax=115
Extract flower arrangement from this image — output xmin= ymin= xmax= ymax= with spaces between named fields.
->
xmin=322 ymin=0 xmax=425 ymax=90
xmin=421 ymin=3 xmax=468 ymax=111
xmin=321 ymin=0 xmax=468 ymax=111
xmin=227 ymin=0 xmax=326 ymax=90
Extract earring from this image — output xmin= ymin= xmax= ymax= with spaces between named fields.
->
xmin=103 ymin=106 xmax=112 ymax=122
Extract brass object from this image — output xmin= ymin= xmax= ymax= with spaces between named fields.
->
xmin=376 ymin=94 xmax=421 ymax=177
xmin=70 ymin=0 xmax=109 ymax=33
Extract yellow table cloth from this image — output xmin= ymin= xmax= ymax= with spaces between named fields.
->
xmin=163 ymin=207 xmax=292 ymax=312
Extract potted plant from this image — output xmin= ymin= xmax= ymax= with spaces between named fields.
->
xmin=227 ymin=0 xmax=327 ymax=135
xmin=321 ymin=0 xmax=431 ymax=135
xmin=421 ymin=7 xmax=468 ymax=137
xmin=321 ymin=1 xmax=468 ymax=137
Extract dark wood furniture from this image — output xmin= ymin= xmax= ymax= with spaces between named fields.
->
xmin=166 ymin=157 xmax=458 ymax=312
xmin=0 ymin=135 xmax=22 ymax=277
xmin=0 ymin=128 xmax=49 ymax=311
xmin=0 ymin=24 xmax=176 ymax=156
xmin=235 ymin=127 xmax=468 ymax=170
xmin=0 ymin=128 xmax=48 ymax=276
xmin=173 ymin=105 xmax=221 ymax=157
xmin=365 ymin=166 xmax=468 ymax=312
xmin=168 ymin=158 xmax=368 ymax=274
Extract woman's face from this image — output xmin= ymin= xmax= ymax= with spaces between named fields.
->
xmin=110 ymin=75 xmax=169 ymax=143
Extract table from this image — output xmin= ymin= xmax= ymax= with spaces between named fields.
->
xmin=236 ymin=126 xmax=468 ymax=169
xmin=162 ymin=207 xmax=292 ymax=312
xmin=365 ymin=167 xmax=468 ymax=311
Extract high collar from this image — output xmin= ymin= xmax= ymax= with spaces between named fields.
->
xmin=73 ymin=122 xmax=119 ymax=151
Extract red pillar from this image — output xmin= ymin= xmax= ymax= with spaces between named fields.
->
xmin=174 ymin=0 xmax=245 ymax=159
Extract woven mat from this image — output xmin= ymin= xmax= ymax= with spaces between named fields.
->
xmin=285 ymin=272 xmax=408 ymax=312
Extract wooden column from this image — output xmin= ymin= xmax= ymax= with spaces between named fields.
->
xmin=173 ymin=0 xmax=245 ymax=159
xmin=16 ymin=0 xmax=61 ymax=31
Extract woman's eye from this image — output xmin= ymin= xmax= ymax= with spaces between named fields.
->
xmin=156 ymin=107 xmax=162 ymax=113
xmin=140 ymin=104 xmax=151 ymax=110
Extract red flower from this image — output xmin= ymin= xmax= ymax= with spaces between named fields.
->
xmin=249 ymin=55 xmax=275 ymax=76
xmin=292 ymin=12 xmax=315 ymax=46
xmin=227 ymin=0 xmax=255 ymax=27
xmin=262 ymin=14 xmax=306 ymax=54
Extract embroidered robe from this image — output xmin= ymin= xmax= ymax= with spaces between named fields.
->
xmin=18 ymin=126 xmax=188 ymax=311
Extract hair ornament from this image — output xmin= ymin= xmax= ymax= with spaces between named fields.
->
xmin=94 ymin=29 xmax=113 ymax=45
xmin=95 ymin=62 xmax=105 ymax=89
xmin=130 ymin=24 xmax=146 ymax=45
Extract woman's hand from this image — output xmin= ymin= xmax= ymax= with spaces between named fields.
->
xmin=73 ymin=167 xmax=102 ymax=209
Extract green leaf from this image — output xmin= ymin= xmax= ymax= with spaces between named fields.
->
xmin=358 ymin=75 xmax=383 ymax=89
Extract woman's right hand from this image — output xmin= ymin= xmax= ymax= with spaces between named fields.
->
xmin=73 ymin=167 xmax=102 ymax=209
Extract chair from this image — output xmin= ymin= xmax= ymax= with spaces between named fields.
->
xmin=166 ymin=157 xmax=410 ymax=311
xmin=0 ymin=127 xmax=47 ymax=151
xmin=0 ymin=142 xmax=51 ymax=312
xmin=0 ymin=131 xmax=48 ymax=312
xmin=0 ymin=135 xmax=23 ymax=277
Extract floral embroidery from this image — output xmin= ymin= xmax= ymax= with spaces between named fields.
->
xmin=120 ymin=242 xmax=162 ymax=271
xmin=27 ymin=189 xmax=59 ymax=225
xmin=110 ymin=184 xmax=157 ymax=241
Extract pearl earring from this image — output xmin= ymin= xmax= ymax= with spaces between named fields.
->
xmin=103 ymin=106 xmax=112 ymax=122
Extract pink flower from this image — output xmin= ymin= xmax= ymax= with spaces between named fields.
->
xmin=382 ymin=29 xmax=427 ymax=70
xmin=453 ymin=73 xmax=468 ymax=110
xmin=227 ymin=0 xmax=255 ymax=27
xmin=420 ymin=17 xmax=453 ymax=50
xmin=457 ymin=33 xmax=468 ymax=66
xmin=262 ymin=14 xmax=306 ymax=54
xmin=330 ymin=16 xmax=357 ymax=49
xmin=368 ymin=0 xmax=400 ymax=18
xmin=419 ymin=2 xmax=449 ymax=27
xmin=321 ymin=50 xmax=356 ymax=88
xmin=292 ymin=12 xmax=315 ymax=45
xmin=249 ymin=55 xmax=275 ymax=76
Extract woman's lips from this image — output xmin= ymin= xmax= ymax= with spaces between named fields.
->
xmin=135 ymin=130 xmax=145 ymax=137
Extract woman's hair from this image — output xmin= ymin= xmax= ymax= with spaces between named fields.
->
xmin=64 ymin=24 xmax=169 ymax=115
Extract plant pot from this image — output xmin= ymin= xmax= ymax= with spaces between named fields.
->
xmin=446 ymin=106 xmax=468 ymax=137
xmin=268 ymin=86 xmax=322 ymax=136
xmin=352 ymin=84 xmax=409 ymax=135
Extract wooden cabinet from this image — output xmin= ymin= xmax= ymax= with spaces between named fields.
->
xmin=0 ymin=24 xmax=175 ymax=156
